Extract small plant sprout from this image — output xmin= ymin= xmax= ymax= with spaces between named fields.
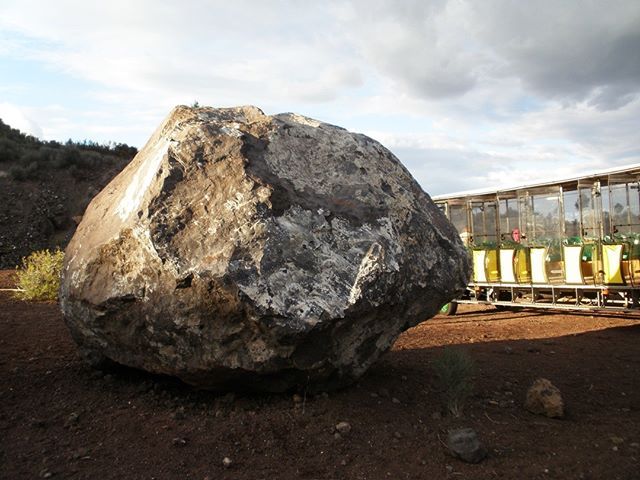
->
xmin=432 ymin=347 xmax=476 ymax=417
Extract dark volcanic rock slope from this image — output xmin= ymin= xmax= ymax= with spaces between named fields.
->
xmin=60 ymin=106 xmax=470 ymax=392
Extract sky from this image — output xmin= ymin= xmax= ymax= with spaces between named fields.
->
xmin=1 ymin=0 xmax=639 ymax=196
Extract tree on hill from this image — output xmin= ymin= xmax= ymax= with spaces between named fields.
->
xmin=0 ymin=118 xmax=138 ymax=181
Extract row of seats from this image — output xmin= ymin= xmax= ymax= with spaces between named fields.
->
xmin=471 ymin=244 xmax=635 ymax=286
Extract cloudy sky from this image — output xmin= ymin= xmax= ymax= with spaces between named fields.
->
xmin=1 ymin=0 xmax=639 ymax=195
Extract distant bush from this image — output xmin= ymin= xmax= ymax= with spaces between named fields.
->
xmin=0 ymin=117 xmax=137 ymax=178
xmin=14 ymin=248 xmax=65 ymax=301
xmin=9 ymin=161 xmax=39 ymax=181
xmin=80 ymin=150 xmax=107 ymax=168
xmin=432 ymin=347 xmax=475 ymax=417
xmin=20 ymin=149 xmax=45 ymax=164
xmin=38 ymin=146 xmax=58 ymax=162
xmin=0 ymin=138 xmax=21 ymax=163
xmin=53 ymin=147 xmax=82 ymax=168
xmin=8 ymin=164 xmax=26 ymax=180
xmin=112 ymin=143 xmax=137 ymax=159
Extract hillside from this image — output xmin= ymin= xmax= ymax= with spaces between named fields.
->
xmin=0 ymin=119 xmax=137 ymax=268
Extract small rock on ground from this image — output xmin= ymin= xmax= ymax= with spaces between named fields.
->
xmin=446 ymin=428 xmax=487 ymax=464
xmin=335 ymin=421 xmax=351 ymax=434
xmin=64 ymin=412 xmax=80 ymax=428
xmin=525 ymin=378 xmax=564 ymax=418
xmin=172 ymin=407 xmax=186 ymax=420
xmin=172 ymin=437 xmax=187 ymax=447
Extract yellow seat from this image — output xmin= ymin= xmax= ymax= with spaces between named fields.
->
xmin=515 ymin=248 xmax=530 ymax=283
xmin=563 ymin=245 xmax=584 ymax=284
xmin=631 ymin=259 xmax=640 ymax=284
xmin=602 ymin=244 xmax=625 ymax=284
xmin=501 ymin=248 xmax=530 ymax=283
xmin=472 ymin=250 xmax=487 ymax=282
xmin=530 ymin=247 xmax=548 ymax=284
xmin=499 ymin=249 xmax=516 ymax=283
xmin=472 ymin=249 xmax=499 ymax=283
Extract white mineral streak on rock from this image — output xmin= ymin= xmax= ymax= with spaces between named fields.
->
xmin=69 ymin=264 xmax=83 ymax=288
xmin=349 ymin=242 xmax=384 ymax=305
xmin=279 ymin=113 xmax=323 ymax=128
xmin=220 ymin=125 xmax=242 ymax=137
xmin=224 ymin=192 xmax=248 ymax=211
xmin=115 ymin=137 xmax=171 ymax=221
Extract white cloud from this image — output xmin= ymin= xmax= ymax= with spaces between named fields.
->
xmin=0 ymin=0 xmax=639 ymax=195
xmin=366 ymin=94 xmax=640 ymax=195
xmin=0 ymin=1 xmax=361 ymax=109
xmin=0 ymin=103 xmax=43 ymax=137
xmin=469 ymin=0 xmax=640 ymax=109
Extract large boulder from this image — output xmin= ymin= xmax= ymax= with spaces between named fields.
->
xmin=60 ymin=106 xmax=470 ymax=392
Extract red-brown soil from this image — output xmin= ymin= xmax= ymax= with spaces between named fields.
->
xmin=1 ymin=270 xmax=638 ymax=479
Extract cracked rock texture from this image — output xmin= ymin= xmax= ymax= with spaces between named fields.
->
xmin=60 ymin=105 xmax=470 ymax=392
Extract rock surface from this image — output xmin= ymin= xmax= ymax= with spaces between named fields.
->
xmin=525 ymin=378 xmax=564 ymax=418
xmin=60 ymin=105 xmax=470 ymax=392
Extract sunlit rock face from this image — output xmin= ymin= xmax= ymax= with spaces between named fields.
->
xmin=60 ymin=105 xmax=470 ymax=392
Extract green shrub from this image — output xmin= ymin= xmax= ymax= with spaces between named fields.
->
xmin=38 ymin=146 xmax=58 ymax=163
xmin=0 ymin=138 xmax=21 ymax=162
xmin=9 ymin=161 xmax=39 ymax=181
xmin=432 ymin=347 xmax=475 ymax=417
xmin=53 ymin=147 xmax=82 ymax=168
xmin=14 ymin=248 xmax=65 ymax=301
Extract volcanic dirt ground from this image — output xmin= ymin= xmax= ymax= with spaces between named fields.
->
xmin=1 ymin=269 xmax=638 ymax=480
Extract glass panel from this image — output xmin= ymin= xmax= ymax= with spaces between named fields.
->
xmin=499 ymin=198 xmax=519 ymax=243
xmin=631 ymin=181 xmax=640 ymax=227
xmin=471 ymin=202 xmax=498 ymax=247
xmin=580 ymin=186 xmax=598 ymax=240
xmin=449 ymin=205 xmax=467 ymax=234
xmin=610 ymin=183 xmax=629 ymax=234
xmin=518 ymin=194 xmax=533 ymax=243
xmin=563 ymin=189 xmax=580 ymax=240
xmin=606 ymin=178 xmax=640 ymax=264
xmin=484 ymin=203 xmax=497 ymax=246
xmin=524 ymin=189 xmax=563 ymax=282
xmin=530 ymin=192 xmax=561 ymax=243
xmin=632 ymin=181 xmax=640 ymax=262
xmin=601 ymin=185 xmax=610 ymax=238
